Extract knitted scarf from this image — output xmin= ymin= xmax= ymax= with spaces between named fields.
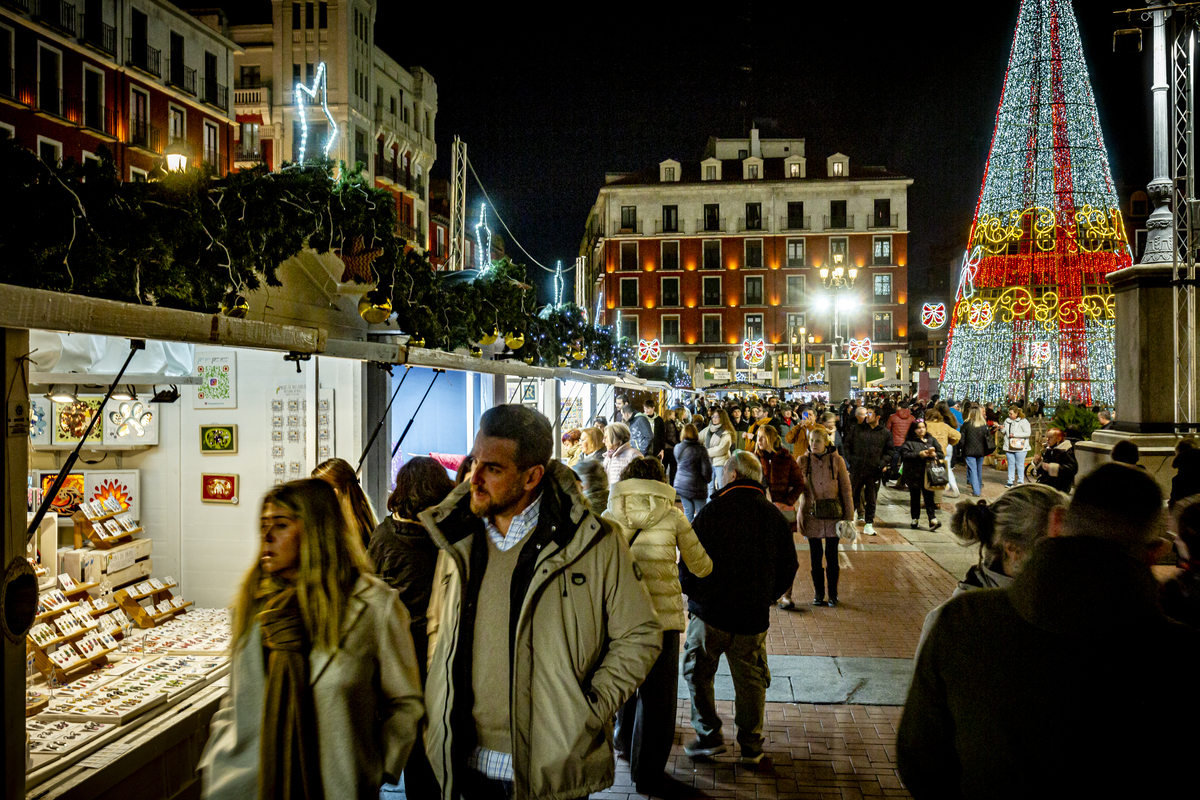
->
xmin=257 ymin=577 xmax=324 ymax=800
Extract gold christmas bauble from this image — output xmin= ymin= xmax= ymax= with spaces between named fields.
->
xmin=558 ymin=356 xmax=570 ymax=367
xmin=522 ymin=356 xmax=534 ymax=365
xmin=408 ymin=335 xmax=425 ymax=349
xmin=469 ymin=346 xmax=483 ymax=358
xmin=603 ymin=360 xmax=614 ymax=371
xmin=504 ymin=332 xmax=525 ymax=351
xmin=220 ymin=292 xmax=249 ymax=319
xmin=478 ymin=328 xmax=499 ymax=346
xmin=357 ymin=289 xmax=393 ymax=324
xmin=571 ymin=347 xmax=586 ymax=361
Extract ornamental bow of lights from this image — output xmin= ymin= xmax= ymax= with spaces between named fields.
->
xmin=922 ymin=302 xmax=946 ymax=330
xmin=295 ymin=62 xmax=338 ymax=162
xmin=637 ymin=339 xmax=661 ymax=364
xmin=741 ymin=339 xmax=766 ymax=366
xmin=1029 ymin=340 xmax=1053 ymax=368
xmin=848 ymin=338 xmax=873 ymax=364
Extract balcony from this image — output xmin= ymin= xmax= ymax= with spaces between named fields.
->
xmin=654 ymin=219 xmax=681 ymax=235
xmin=234 ymin=147 xmax=264 ymax=164
xmin=697 ymin=217 xmax=727 ymax=234
xmin=167 ymin=62 xmax=196 ymax=95
xmin=869 ymin=213 xmax=900 ymax=230
xmin=81 ymin=101 xmax=116 ymax=137
xmin=34 ymin=0 xmax=77 ymax=37
xmin=396 ymin=220 xmax=418 ymax=241
xmin=354 ymin=148 xmax=369 ymax=168
xmin=2 ymin=0 xmax=30 ymax=12
xmin=79 ymin=14 xmax=115 ymax=55
xmin=0 ymin=67 xmax=14 ymax=102
xmin=201 ymin=80 xmax=228 ymax=111
xmin=125 ymin=39 xmax=161 ymax=78
xmin=126 ymin=120 xmax=163 ymax=153
xmin=616 ymin=219 xmax=642 ymax=235
xmin=737 ymin=216 xmax=766 ymax=233
xmin=780 ymin=215 xmax=812 ymax=231
xmin=233 ymin=85 xmax=271 ymax=125
xmin=824 ymin=214 xmax=855 ymax=230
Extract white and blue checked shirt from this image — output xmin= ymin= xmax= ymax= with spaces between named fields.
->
xmin=470 ymin=493 xmax=543 ymax=780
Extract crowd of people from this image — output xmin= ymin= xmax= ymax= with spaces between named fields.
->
xmin=196 ymin=387 xmax=1200 ymax=800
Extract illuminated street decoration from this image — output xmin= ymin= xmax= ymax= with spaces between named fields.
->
xmin=475 ymin=203 xmax=492 ymax=272
xmin=294 ymin=62 xmax=338 ymax=163
xmin=637 ymin=339 xmax=661 ymax=364
xmin=848 ymin=338 xmax=872 ymax=364
xmin=939 ymin=0 xmax=1128 ymax=406
xmin=921 ymin=302 xmax=947 ymax=329
xmin=741 ymin=339 xmax=766 ymax=366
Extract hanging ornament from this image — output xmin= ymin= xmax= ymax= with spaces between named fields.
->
xmin=220 ymin=292 xmax=249 ymax=319
xmin=848 ymin=338 xmax=872 ymax=364
xmin=523 ymin=355 xmax=534 ymax=365
xmin=478 ymin=328 xmax=499 ymax=346
xmin=1029 ymin=341 xmax=1053 ymax=367
xmin=357 ymin=289 xmax=393 ymax=324
xmin=741 ymin=339 xmax=766 ymax=366
xmin=603 ymin=360 xmax=614 ymax=371
xmin=504 ymin=332 xmax=525 ymax=350
xmin=108 ymin=401 xmax=153 ymax=438
xmin=967 ymin=300 xmax=994 ymax=330
xmin=921 ymin=302 xmax=946 ymax=329
xmin=571 ymin=346 xmax=586 ymax=361
xmin=638 ymin=339 xmax=661 ymax=364
xmin=336 ymin=236 xmax=384 ymax=283
xmin=408 ymin=335 xmax=425 ymax=349
xmin=558 ymin=356 xmax=570 ymax=367
xmin=469 ymin=346 xmax=483 ymax=358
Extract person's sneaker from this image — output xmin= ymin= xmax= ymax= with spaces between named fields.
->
xmin=863 ymin=523 xmax=876 ymax=536
xmin=740 ymin=749 xmax=765 ymax=765
xmin=684 ymin=737 xmax=727 ymax=758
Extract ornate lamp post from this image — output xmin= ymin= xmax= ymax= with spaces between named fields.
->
xmin=818 ymin=265 xmax=858 ymax=359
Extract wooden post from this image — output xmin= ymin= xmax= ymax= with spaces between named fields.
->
xmin=3 ymin=328 xmax=31 ymax=797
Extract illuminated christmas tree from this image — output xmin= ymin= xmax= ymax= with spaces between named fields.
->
xmin=938 ymin=0 xmax=1130 ymax=407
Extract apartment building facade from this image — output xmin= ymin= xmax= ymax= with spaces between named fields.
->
xmin=229 ymin=0 xmax=436 ymax=248
xmin=1 ymin=0 xmax=238 ymax=179
xmin=580 ymin=133 xmax=912 ymax=387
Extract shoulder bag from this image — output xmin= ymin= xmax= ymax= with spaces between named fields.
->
xmin=925 ymin=456 xmax=949 ymax=489
xmin=806 ymin=456 xmax=844 ymax=520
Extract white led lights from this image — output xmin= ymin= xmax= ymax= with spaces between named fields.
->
xmin=295 ymin=62 xmax=338 ymax=164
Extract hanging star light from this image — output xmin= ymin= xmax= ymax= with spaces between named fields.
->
xmin=741 ymin=339 xmax=766 ymax=366
xmin=295 ymin=62 xmax=338 ymax=163
xmin=921 ymin=302 xmax=947 ymax=329
xmin=553 ymin=260 xmax=565 ymax=307
xmin=475 ymin=203 xmax=492 ymax=272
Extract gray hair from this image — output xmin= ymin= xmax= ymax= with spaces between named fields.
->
xmin=952 ymin=484 xmax=1067 ymax=564
xmin=571 ymin=458 xmax=607 ymax=492
xmin=725 ymin=450 xmax=763 ymax=485
xmin=605 ymin=421 xmax=631 ymax=446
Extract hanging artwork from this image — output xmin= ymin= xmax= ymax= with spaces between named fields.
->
xmin=272 ymin=384 xmax=307 ymax=487
xmin=38 ymin=472 xmax=85 ymax=516
xmin=199 ymin=424 xmax=238 ymax=454
xmin=84 ymin=470 xmax=140 ymax=521
xmin=103 ymin=399 xmax=159 ymax=446
xmin=317 ymin=388 xmax=335 ymax=462
xmin=53 ymin=399 xmax=103 ymax=444
xmin=194 ymin=352 xmax=238 ymax=409
xmin=29 ymin=397 xmax=50 ymax=445
xmin=201 ymin=473 xmax=239 ymax=504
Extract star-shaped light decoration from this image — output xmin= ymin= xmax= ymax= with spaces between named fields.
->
xmin=336 ymin=235 xmax=383 ymax=283
xmin=295 ymin=62 xmax=338 ymax=163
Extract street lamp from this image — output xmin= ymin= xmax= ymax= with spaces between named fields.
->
xmin=819 ymin=265 xmax=858 ymax=358
xmin=164 ymin=140 xmax=189 ymax=172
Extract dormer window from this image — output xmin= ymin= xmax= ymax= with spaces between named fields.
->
xmin=832 ymin=162 xmax=844 ymax=176
xmin=789 ymin=163 xmax=800 ymax=178
xmin=705 ymin=166 xmax=716 ymax=180
xmin=702 ymin=158 xmax=721 ymax=181
xmin=659 ymin=159 xmax=681 ymax=182
xmin=664 ymin=167 xmax=675 ymax=181
xmin=748 ymin=164 xmax=759 ymax=179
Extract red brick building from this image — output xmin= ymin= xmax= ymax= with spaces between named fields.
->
xmin=580 ymin=133 xmax=912 ymax=387
xmin=1 ymin=1 xmax=238 ymax=180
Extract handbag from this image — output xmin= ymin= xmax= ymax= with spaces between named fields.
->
xmin=807 ymin=455 xmax=844 ymax=519
xmin=925 ymin=459 xmax=949 ymax=489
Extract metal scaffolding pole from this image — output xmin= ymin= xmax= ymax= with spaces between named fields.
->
xmin=448 ymin=136 xmax=467 ymax=272
xmin=1171 ymin=10 xmax=1200 ymax=428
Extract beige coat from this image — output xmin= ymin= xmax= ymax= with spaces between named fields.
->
xmin=420 ymin=462 xmax=661 ymax=800
xmin=200 ymin=575 xmax=424 ymax=800
xmin=925 ymin=420 xmax=962 ymax=454
xmin=603 ymin=478 xmax=713 ymax=630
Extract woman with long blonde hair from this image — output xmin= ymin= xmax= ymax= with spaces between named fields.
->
xmin=312 ymin=457 xmax=378 ymax=548
xmin=201 ymin=479 xmax=424 ymax=799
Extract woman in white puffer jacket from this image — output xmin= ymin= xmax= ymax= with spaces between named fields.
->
xmin=700 ymin=409 xmax=734 ymax=495
xmin=603 ymin=456 xmax=712 ymax=794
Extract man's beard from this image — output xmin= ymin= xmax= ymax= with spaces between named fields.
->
xmin=469 ymin=483 xmax=523 ymax=519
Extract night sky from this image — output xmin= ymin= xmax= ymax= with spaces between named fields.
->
xmin=212 ymin=2 xmax=1153 ymax=339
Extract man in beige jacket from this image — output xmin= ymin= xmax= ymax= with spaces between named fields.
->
xmin=420 ymin=404 xmax=662 ymax=800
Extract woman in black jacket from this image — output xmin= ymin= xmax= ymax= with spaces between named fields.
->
xmin=958 ymin=404 xmax=994 ymax=497
xmin=673 ymin=423 xmax=713 ymax=523
xmin=900 ymin=419 xmax=944 ymax=531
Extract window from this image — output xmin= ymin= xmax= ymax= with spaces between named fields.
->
xmin=307 ymin=62 xmax=314 ymax=84
xmin=37 ymin=137 xmax=61 ymax=165
xmin=620 ymin=205 xmax=637 ymax=232
xmin=390 ymin=96 xmax=396 ymax=114
xmin=789 ymin=162 xmax=801 ymax=178
xmin=662 ymin=316 xmax=680 ymax=345
xmin=319 ymin=2 xmax=328 ymax=27
xmin=240 ymin=122 xmax=260 ymax=155
xmin=81 ymin=150 xmax=99 ymax=166
xmin=873 ymin=236 xmax=892 ymax=265
xmin=874 ymin=312 xmax=893 ymax=342
xmin=738 ymin=149 xmax=748 ymax=159
xmin=745 ymin=202 xmax=762 ymax=231
xmin=874 ymin=274 xmax=892 ymax=303
xmin=82 ymin=66 xmax=104 ymax=132
xmin=293 ymin=63 xmax=301 ymax=84
xmin=203 ymin=121 xmax=219 ymax=166
xmin=663 ymin=166 xmax=675 ymax=181
xmin=292 ymin=3 xmax=301 ymax=29
xmin=874 ymin=199 xmax=892 ymax=228
xmin=661 ymin=277 xmax=680 ymax=307
xmin=620 ymin=278 xmax=639 ymax=307
xmin=130 ymin=87 xmax=149 ymax=146
xmin=702 ymin=276 xmax=721 ymax=306
xmin=744 ymin=276 xmax=763 ymax=306
xmin=703 ymin=240 xmax=721 ymax=270
xmin=832 ymin=161 xmax=844 ymax=176
xmin=705 ymin=165 xmax=716 ymax=180
xmin=830 ymin=238 xmax=848 ymax=266
xmin=748 ymin=164 xmax=759 ymax=179
xmin=38 ymin=44 xmax=62 ymax=117
xmin=436 ymin=226 xmax=445 ymax=257
xmin=703 ymin=315 xmax=722 ymax=343
xmin=745 ymin=314 xmax=763 ymax=342
xmin=240 ymin=65 xmax=260 ymax=88
xmin=745 ymin=240 xmax=763 ymax=270
xmin=661 ymin=205 xmax=678 ymax=233
xmin=621 ymin=317 xmax=639 ymax=342
xmin=306 ymin=2 xmax=314 ymax=28
xmin=620 ymin=241 xmax=638 ymax=271
xmin=830 ymin=200 xmax=848 ymax=229
xmin=0 ymin=122 xmax=15 ymax=140
xmin=786 ymin=275 xmax=806 ymax=306
xmin=661 ymin=241 xmax=679 ymax=271
xmin=787 ymin=239 xmax=805 ymax=268
xmin=168 ymin=105 xmax=185 ymax=144
xmin=787 ymin=201 xmax=805 ymax=230
xmin=130 ymin=166 xmax=149 ymax=182
xmin=703 ymin=203 xmax=720 ymax=232
xmin=786 ymin=313 xmax=806 ymax=341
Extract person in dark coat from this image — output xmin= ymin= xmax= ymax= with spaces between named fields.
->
xmin=623 ymin=405 xmax=655 ymax=457
xmin=662 ymin=407 xmax=681 ymax=480
xmin=846 ymin=406 xmax=894 ymax=535
xmin=1032 ymin=427 xmax=1077 ymax=493
xmin=643 ymin=399 xmax=667 ymax=460
xmin=367 ymin=455 xmax=455 ymax=800
xmin=673 ymin=424 xmax=713 ymax=523
xmin=1170 ymin=441 xmax=1200 ymax=511
xmin=898 ymin=464 xmax=1199 ymax=798
xmin=1162 ymin=497 xmax=1200 ymax=628
xmin=679 ymin=451 xmax=799 ymax=763
xmin=958 ymin=405 xmax=994 ymax=497
xmin=754 ymin=425 xmax=804 ymax=510
xmin=900 ymin=419 xmax=943 ymax=530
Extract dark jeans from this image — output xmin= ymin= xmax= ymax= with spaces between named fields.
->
xmin=850 ymin=471 xmax=879 ymax=522
xmin=909 ymin=482 xmax=937 ymax=521
xmin=615 ymin=631 xmax=680 ymax=789
xmin=808 ymin=537 xmax=840 ymax=601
